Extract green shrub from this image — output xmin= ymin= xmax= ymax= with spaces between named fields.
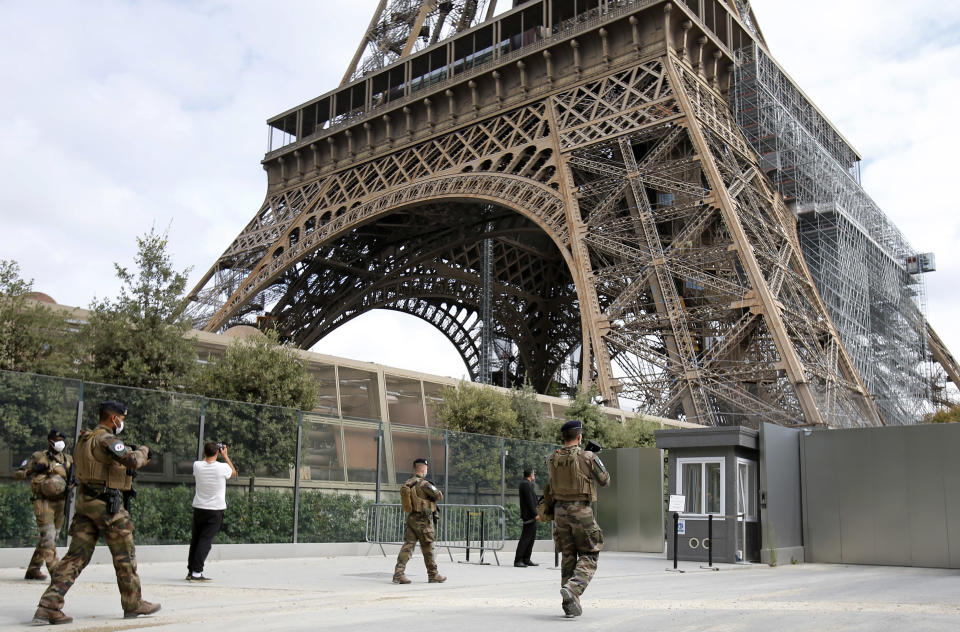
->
xmin=297 ymin=490 xmax=369 ymax=542
xmin=0 ymin=484 xmax=372 ymax=546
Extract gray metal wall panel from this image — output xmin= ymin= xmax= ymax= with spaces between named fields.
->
xmin=801 ymin=424 xmax=960 ymax=568
xmin=870 ymin=428 xmax=910 ymax=566
xmin=802 ymin=431 xmax=842 ymax=562
xmin=758 ymin=423 xmax=803 ymax=563
xmin=596 ymin=447 xmax=664 ymax=553
xmin=905 ymin=426 xmax=949 ymax=568
xmin=838 ymin=431 xmax=876 ymax=564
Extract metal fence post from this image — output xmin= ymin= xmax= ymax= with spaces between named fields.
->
xmin=375 ymin=422 xmax=383 ymax=504
xmin=444 ymin=429 xmax=449 ymax=500
xmin=500 ymin=437 xmax=506 ymax=508
xmin=293 ymin=411 xmax=303 ymax=544
xmin=197 ymin=398 xmax=206 ymax=461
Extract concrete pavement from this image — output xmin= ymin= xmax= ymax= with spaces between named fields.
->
xmin=2 ymin=551 xmax=959 ymax=630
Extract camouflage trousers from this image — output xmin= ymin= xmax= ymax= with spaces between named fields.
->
xmin=394 ymin=512 xmax=438 ymax=576
xmin=554 ymin=501 xmax=603 ymax=597
xmin=28 ymin=498 xmax=65 ymax=574
xmin=38 ymin=494 xmax=142 ymax=613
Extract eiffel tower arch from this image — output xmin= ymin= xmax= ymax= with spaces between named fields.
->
xmin=187 ymin=0 xmax=896 ymax=428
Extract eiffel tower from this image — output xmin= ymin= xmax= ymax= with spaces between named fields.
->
xmin=186 ymin=0 xmax=954 ymax=427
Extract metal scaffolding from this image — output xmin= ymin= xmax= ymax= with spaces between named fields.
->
xmin=732 ymin=43 xmax=932 ymax=424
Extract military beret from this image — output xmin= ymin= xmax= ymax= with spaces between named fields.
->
xmin=99 ymin=400 xmax=128 ymax=416
xmin=47 ymin=428 xmax=65 ymax=440
xmin=413 ymin=458 xmax=428 ymax=466
xmin=560 ymin=419 xmax=583 ymax=433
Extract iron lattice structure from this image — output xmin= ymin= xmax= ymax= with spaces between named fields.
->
xmin=187 ymin=0 xmax=956 ymax=427
xmin=731 ymin=44 xmax=933 ymax=424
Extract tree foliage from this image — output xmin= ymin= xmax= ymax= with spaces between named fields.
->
xmin=924 ymin=403 xmax=960 ymax=424
xmin=193 ymin=329 xmax=318 ymax=477
xmin=0 ymin=260 xmax=80 ymax=377
xmin=434 ymin=381 xmax=518 ymax=437
xmin=82 ymin=228 xmax=197 ymax=391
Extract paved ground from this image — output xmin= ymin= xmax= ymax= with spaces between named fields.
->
xmin=2 ymin=551 xmax=959 ymax=630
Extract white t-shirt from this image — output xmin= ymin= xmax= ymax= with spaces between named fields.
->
xmin=192 ymin=461 xmax=233 ymax=510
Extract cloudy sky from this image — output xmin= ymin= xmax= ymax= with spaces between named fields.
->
xmin=1 ymin=0 xmax=958 ymax=391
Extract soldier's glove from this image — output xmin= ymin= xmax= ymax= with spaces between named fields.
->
xmin=144 ymin=446 xmax=155 ymax=461
xmin=31 ymin=462 xmax=50 ymax=474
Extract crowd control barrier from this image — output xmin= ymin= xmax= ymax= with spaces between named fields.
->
xmin=365 ymin=503 xmax=505 ymax=565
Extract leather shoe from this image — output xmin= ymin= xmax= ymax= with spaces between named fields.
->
xmin=514 ymin=561 xmax=527 ymax=567
xmin=523 ymin=560 xmax=539 ymax=566
xmin=124 ymin=600 xmax=161 ymax=619
xmin=32 ymin=607 xmax=72 ymax=625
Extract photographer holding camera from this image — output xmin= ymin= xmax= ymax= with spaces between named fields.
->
xmin=186 ymin=441 xmax=236 ymax=582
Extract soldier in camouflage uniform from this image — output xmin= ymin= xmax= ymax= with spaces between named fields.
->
xmin=32 ymin=401 xmax=161 ymax=625
xmin=13 ymin=429 xmax=73 ymax=581
xmin=543 ymin=419 xmax=610 ymax=618
xmin=392 ymin=457 xmax=446 ymax=584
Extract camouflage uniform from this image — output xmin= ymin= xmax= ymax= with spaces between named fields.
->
xmin=394 ymin=475 xmax=444 ymax=582
xmin=13 ymin=448 xmax=73 ymax=578
xmin=36 ymin=426 xmax=151 ymax=615
xmin=546 ymin=445 xmax=610 ymax=607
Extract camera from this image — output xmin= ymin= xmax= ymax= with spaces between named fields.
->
xmin=217 ymin=442 xmax=227 ymax=452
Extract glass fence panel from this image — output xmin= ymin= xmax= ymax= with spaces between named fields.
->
xmin=391 ymin=426 xmax=434 ymax=484
xmin=202 ymin=398 xmax=298 ymax=482
xmin=503 ymin=437 xmax=556 ymax=540
xmin=446 ymin=431 xmax=501 ymax=504
xmin=301 ymin=416 xmax=345 ymax=482
xmin=342 ymin=422 xmax=382 ymax=484
xmin=0 ymin=371 xmax=82 ymax=547
xmin=82 ymin=382 xmax=201 ymax=479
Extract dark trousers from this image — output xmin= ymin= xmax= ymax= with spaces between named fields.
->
xmin=515 ymin=520 xmax=537 ymax=563
xmin=187 ymin=507 xmax=224 ymax=573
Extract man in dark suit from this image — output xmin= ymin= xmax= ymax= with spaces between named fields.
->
xmin=514 ymin=467 xmax=539 ymax=567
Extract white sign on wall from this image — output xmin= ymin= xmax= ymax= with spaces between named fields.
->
xmin=677 ymin=518 xmax=686 ymax=535
xmin=668 ymin=494 xmax=686 ymax=513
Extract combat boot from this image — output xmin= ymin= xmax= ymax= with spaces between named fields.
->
xmin=428 ymin=573 xmax=447 ymax=583
xmin=392 ymin=573 xmax=411 ymax=584
xmin=123 ymin=600 xmax=161 ymax=619
xmin=31 ymin=606 xmax=72 ymax=625
xmin=560 ymin=586 xmax=582 ymax=617
xmin=24 ymin=569 xmax=47 ymax=581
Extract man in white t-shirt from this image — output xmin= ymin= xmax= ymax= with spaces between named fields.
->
xmin=186 ymin=441 xmax=236 ymax=581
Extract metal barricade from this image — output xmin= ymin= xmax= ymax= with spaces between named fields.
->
xmin=365 ymin=503 xmax=505 ymax=565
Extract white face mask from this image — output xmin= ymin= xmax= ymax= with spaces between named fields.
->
xmin=114 ymin=419 xmax=124 ymax=435
xmin=52 ymin=440 xmax=65 ymax=453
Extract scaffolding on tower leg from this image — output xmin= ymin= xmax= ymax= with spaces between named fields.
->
xmin=732 ymin=43 xmax=938 ymax=424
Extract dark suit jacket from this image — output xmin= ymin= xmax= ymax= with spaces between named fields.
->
xmin=519 ymin=478 xmax=538 ymax=522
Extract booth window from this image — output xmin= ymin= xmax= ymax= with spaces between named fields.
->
xmin=737 ymin=458 xmax=758 ymax=521
xmin=677 ymin=458 xmax=724 ymax=515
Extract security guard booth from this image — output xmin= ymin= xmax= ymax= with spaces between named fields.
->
xmin=655 ymin=427 xmax=760 ymax=564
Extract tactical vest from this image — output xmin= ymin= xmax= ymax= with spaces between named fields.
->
xmin=547 ymin=447 xmax=596 ymax=502
xmin=29 ymin=451 xmax=71 ymax=499
xmin=74 ymin=427 xmax=133 ymax=491
xmin=401 ymin=476 xmax=437 ymax=514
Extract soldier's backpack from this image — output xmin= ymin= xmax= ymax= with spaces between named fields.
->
xmin=400 ymin=480 xmax=421 ymax=513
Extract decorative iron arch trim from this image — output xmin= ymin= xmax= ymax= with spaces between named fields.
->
xmin=202 ymin=172 xmax=573 ymax=332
